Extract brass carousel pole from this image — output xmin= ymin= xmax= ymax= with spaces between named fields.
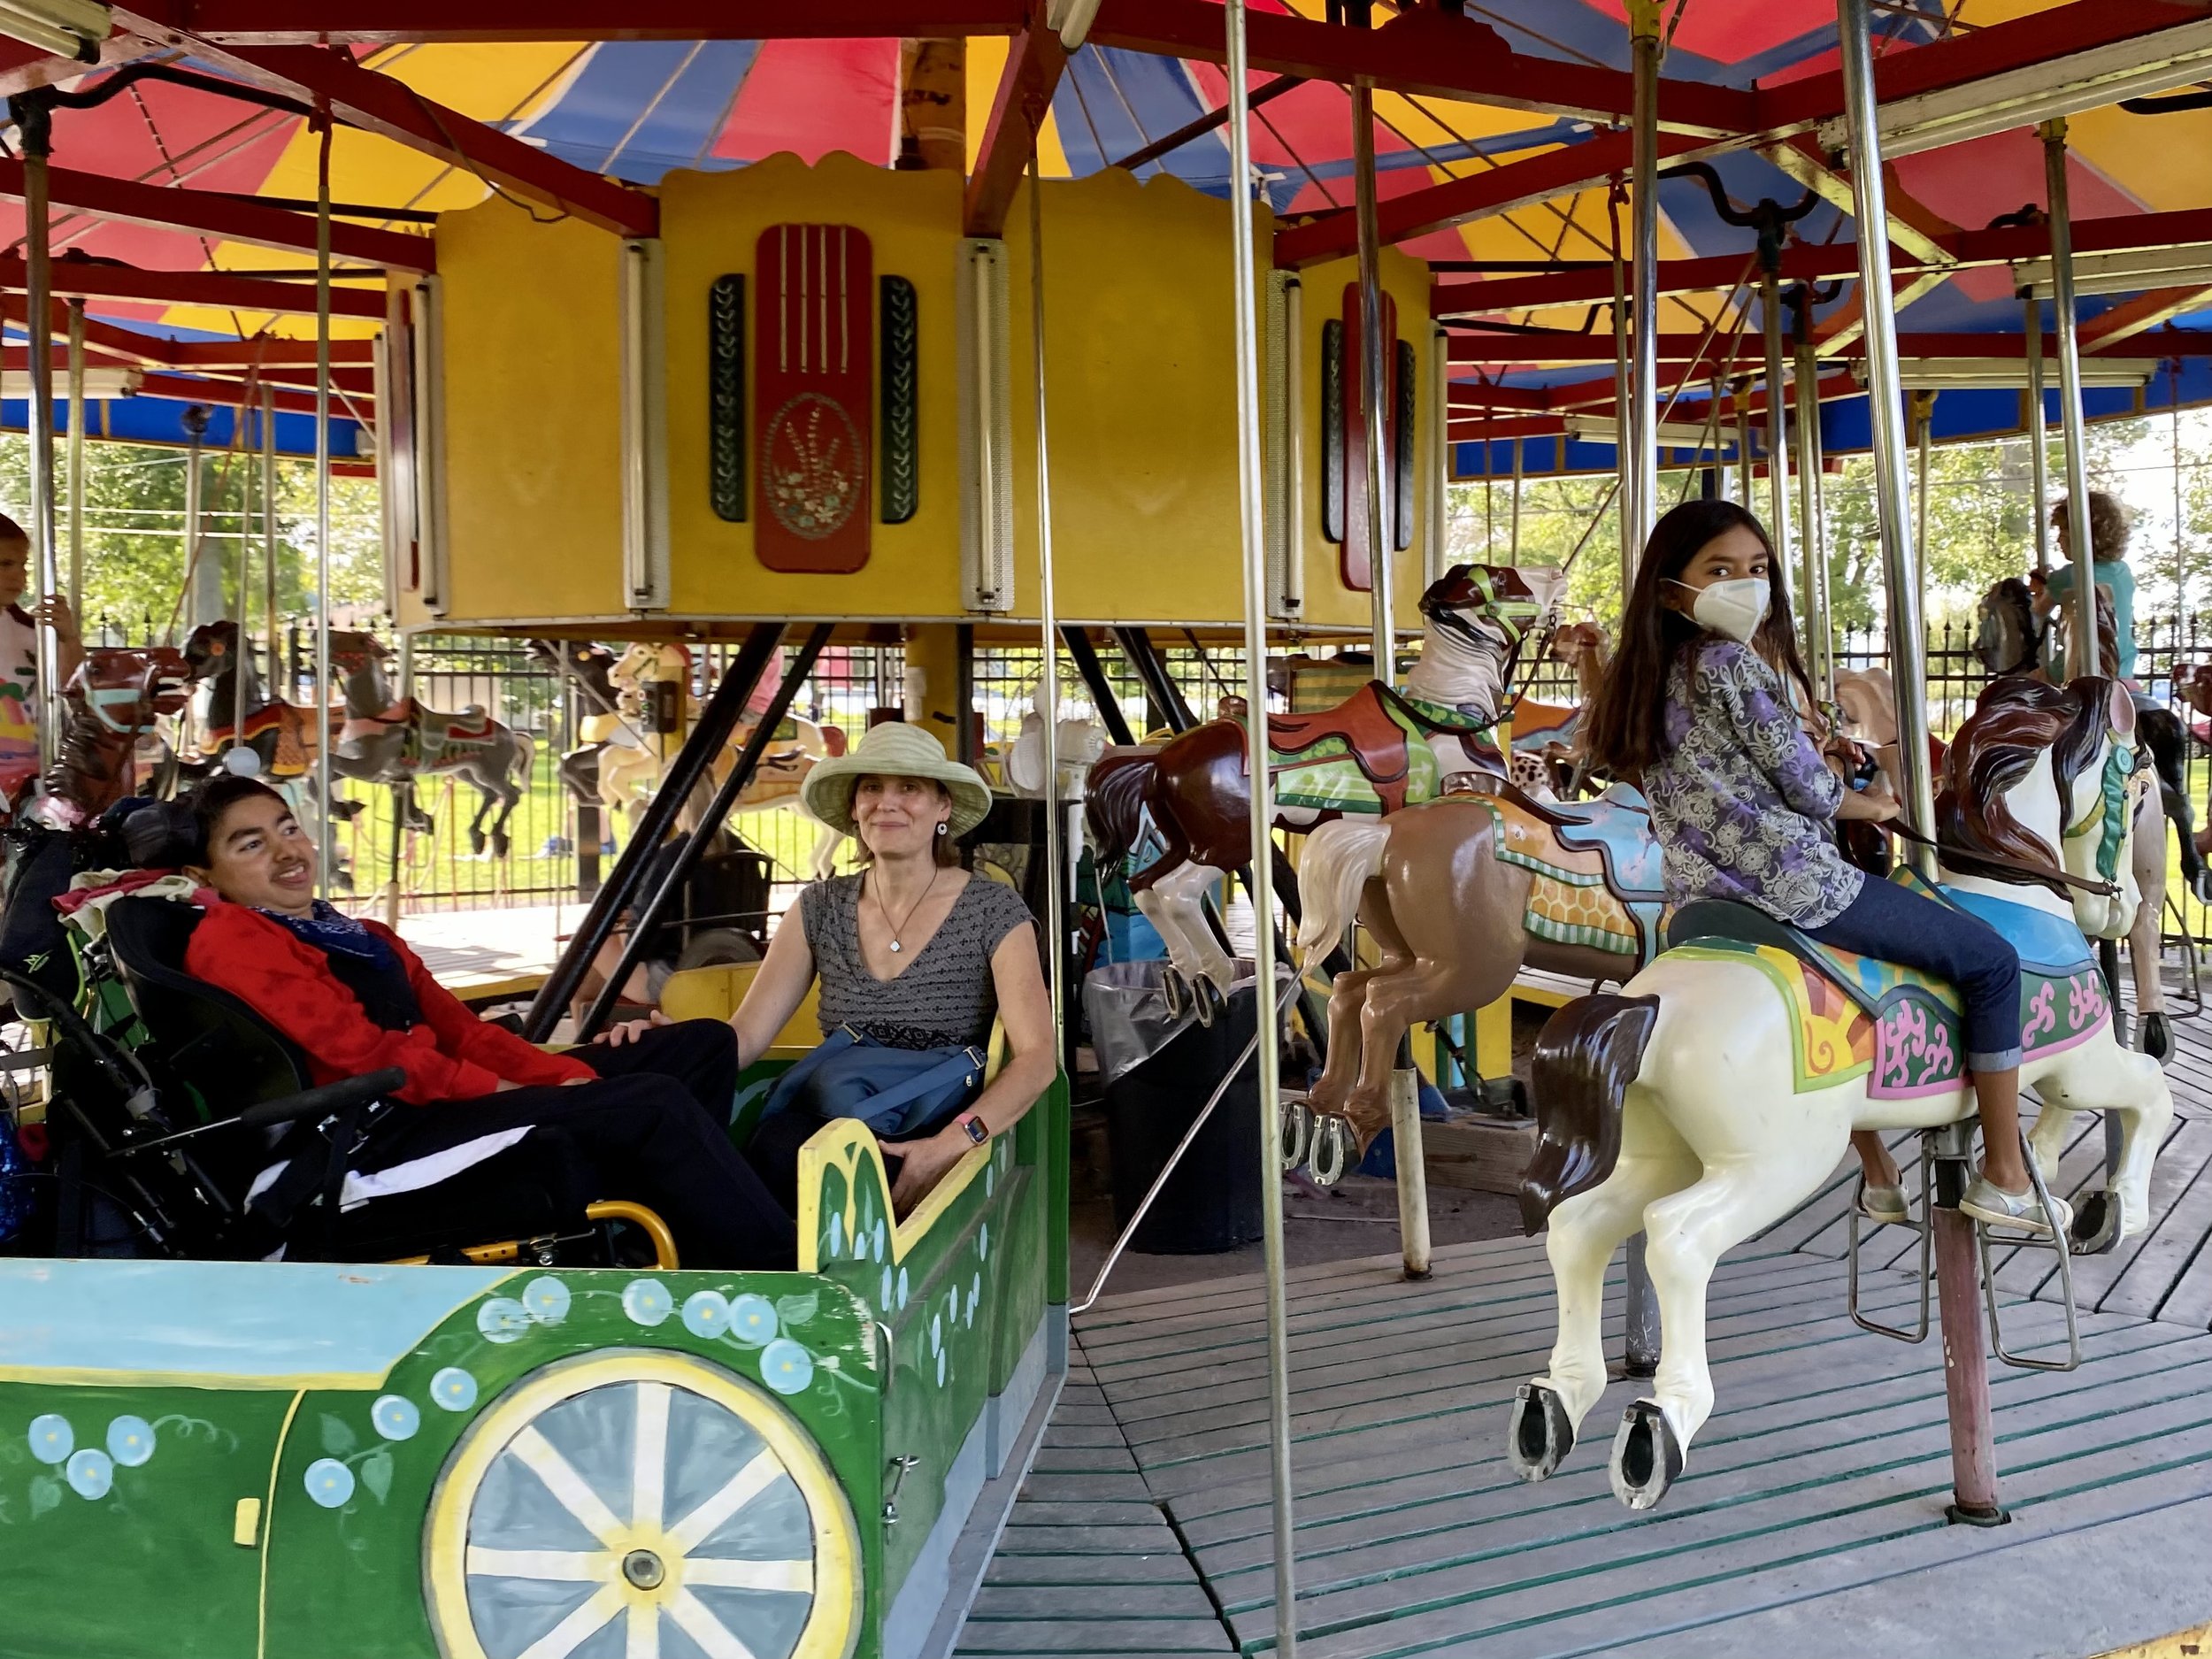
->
xmin=1792 ymin=293 xmax=1832 ymax=700
xmin=2041 ymin=119 xmax=2099 ymax=681
xmin=17 ymin=95 xmax=60 ymax=776
xmin=313 ymin=106 xmax=336 ymax=893
xmin=1227 ymin=4 xmax=1298 ymax=1647
xmin=1027 ymin=151 xmax=1066 ymax=1065
xmin=1625 ymin=0 xmax=1663 ymax=552
xmin=65 ymin=299 xmax=84 ymax=617
xmin=2025 ymin=299 xmax=2051 ymax=576
xmin=1353 ymin=69 xmax=1430 ymax=1281
xmin=1839 ymin=0 xmax=2001 ymax=1528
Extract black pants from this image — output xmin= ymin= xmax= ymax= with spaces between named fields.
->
xmin=357 ymin=1019 xmax=795 ymax=1270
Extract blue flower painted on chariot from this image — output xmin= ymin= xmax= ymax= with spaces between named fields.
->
xmin=105 ymin=1417 xmax=155 ymax=1468
xmin=935 ymin=1348 xmax=947 ymax=1387
xmin=979 ymin=1222 xmax=990 ymax=1261
xmin=521 ymin=1277 xmax=571 ymax=1325
xmin=879 ymin=1267 xmax=894 ymax=1308
xmin=477 ymin=1298 xmax=530 ymax=1344
xmin=681 ymin=1291 xmax=731 ymax=1339
xmin=986 ymin=1164 xmax=994 ymax=1198
xmin=759 ymin=1339 xmax=814 ymax=1396
xmin=372 ymin=1396 xmax=420 ymax=1442
xmin=729 ymin=1294 xmax=778 ymax=1344
xmin=895 ymin=1266 xmax=910 ymax=1310
xmin=930 ymin=1313 xmax=941 ymax=1356
xmin=872 ymin=1218 xmax=887 ymax=1260
xmin=27 ymin=1414 xmax=72 ymax=1465
xmin=829 ymin=1211 xmax=844 ymax=1256
xmin=431 ymin=1368 xmax=480 ymax=1412
xmin=65 ymin=1448 xmax=113 ymax=1500
xmin=622 ymin=1279 xmax=674 ymax=1326
xmin=303 ymin=1458 xmax=355 ymax=1509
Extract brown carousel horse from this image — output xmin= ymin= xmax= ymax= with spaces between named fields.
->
xmin=1084 ymin=563 xmax=1559 ymax=1022
xmin=42 ymin=646 xmax=195 ymax=823
xmin=326 ymin=629 xmax=536 ymax=858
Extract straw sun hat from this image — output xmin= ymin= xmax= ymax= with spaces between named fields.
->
xmin=800 ymin=720 xmax=995 ymax=840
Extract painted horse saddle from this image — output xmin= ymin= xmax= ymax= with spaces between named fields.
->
xmin=1666 ymin=873 xmax=2108 ymax=1099
xmin=1263 ymin=681 xmax=1443 ymax=817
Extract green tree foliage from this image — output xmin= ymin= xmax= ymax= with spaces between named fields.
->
xmin=0 ymin=434 xmax=383 ymax=637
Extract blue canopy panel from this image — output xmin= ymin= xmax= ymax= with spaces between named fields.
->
xmin=0 ymin=395 xmax=365 ymax=463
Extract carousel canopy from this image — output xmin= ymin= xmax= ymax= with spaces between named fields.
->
xmin=0 ymin=1 xmax=2207 ymax=469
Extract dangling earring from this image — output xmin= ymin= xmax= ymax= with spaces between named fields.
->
xmin=935 ymin=823 xmax=949 ymax=837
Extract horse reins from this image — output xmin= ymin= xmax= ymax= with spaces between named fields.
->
xmin=1886 ymin=816 xmax=2122 ymax=900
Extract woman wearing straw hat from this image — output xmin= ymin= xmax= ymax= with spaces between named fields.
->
xmin=728 ymin=721 xmax=1055 ymax=1215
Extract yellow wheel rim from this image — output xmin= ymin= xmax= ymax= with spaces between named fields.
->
xmin=424 ymin=1349 xmax=859 ymax=1659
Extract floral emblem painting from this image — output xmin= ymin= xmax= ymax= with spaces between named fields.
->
xmin=765 ymin=392 xmax=863 ymax=541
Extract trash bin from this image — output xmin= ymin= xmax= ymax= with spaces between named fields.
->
xmin=1084 ymin=960 xmax=1271 ymax=1255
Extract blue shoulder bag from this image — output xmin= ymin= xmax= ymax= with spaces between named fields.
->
xmin=760 ymin=1025 xmax=988 ymax=1140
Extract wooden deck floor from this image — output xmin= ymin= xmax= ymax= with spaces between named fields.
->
xmin=960 ymin=995 xmax=2212 ymax=1659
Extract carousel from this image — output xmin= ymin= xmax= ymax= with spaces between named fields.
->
xmin=0 ymin=4 xmax=2209 ymax=1658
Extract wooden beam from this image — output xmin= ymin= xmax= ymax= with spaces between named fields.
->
xmin=964 ymin=11 xmax=1066 ymax=240
xmin=1763 ymin=135 xmax=1959 ymax=269
xmin=0 ymin=257 xmax=388 ymax=319
xmin=0 ymin=157 xmax=434 ymax=273
xmin=1448 ymin=328 xmax=2212 ymax=364
xmin=172 ymin=0 xmax=1028 ymax=42
xmin=2079 ymin=287 xmax=2212 ymax=351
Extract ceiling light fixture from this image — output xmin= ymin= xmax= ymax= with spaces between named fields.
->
xmin=0 ymin=365 xmax=141 ymax=398
xmin=1814 ymin=18 xmax=2212 ymax=158
xmin=1046 ymin=0 xmax=1104 ymax=50
xmin=1563 ymin=414 xmax=1732 ymax=449
xmin=0 ymin=0 xmax=112 ymax=64
xmin=1849 ymin=357 xmax=2156 ymax=391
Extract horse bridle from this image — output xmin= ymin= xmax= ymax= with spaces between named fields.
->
xmin=1890 ymin=732 xmax=2138 ymax=901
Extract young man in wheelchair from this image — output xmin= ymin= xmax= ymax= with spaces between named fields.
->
xmin=177 ymin=775 xmax=793 ymax=1269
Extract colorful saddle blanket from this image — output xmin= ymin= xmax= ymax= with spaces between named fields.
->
xmin=1454 ymin=785 xmax=1669 ymax=963
xmin=1667 ymin=878 xmax=2108 ymax=1098
xmin=1266 ymin=681 xmax=1445 ymax=817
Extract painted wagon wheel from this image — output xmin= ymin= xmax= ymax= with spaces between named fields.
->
xmin=425 ymin=1350 xmax=860 ymax=1659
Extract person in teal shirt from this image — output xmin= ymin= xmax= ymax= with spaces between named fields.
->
xmin=2031 ymin=489 xmax=2137 ymax=684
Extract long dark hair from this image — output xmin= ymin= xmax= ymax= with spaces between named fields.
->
xmin=1583 ymin=500 xmax=1814 ymax=778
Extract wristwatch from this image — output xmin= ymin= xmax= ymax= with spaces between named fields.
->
xmin=955 ymin=1111 xmax=989 ymax=1146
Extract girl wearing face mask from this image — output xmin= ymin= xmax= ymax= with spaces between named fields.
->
xmin=1585 ymin=501 xmax=2055 ymax=1234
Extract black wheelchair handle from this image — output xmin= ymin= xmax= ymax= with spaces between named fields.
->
xmin=238 ymin=1068 xmax=407 ymax=1130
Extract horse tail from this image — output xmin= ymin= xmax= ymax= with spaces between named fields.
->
xmin=1521 ymin=993 xmax=1662 ymax=1236
xmin=1294 ymin=817 xmax=1390 ymax=971
xmin=1084 ymin=748 xmax=1156 ymax=867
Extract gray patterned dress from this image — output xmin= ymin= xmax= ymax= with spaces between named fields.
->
xmin=800 ymin=872 xmax=1037 ymax=1047
xmin=1643 ymin=638 xmax=1863 ymax=927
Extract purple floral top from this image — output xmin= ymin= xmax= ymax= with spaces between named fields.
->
xmin=1644 ymin=638 xmax=1863 ymax=927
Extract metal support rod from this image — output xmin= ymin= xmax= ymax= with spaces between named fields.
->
xmin=313 ymin=109 xmax=336 ymax=894
xmin=1931 ymin=1133 xmax=2006 ymax=1524
xmin=1626 ymin=11 xmax=1663 ymax=549
xmin=1061 ymin=627 xmax=1137 ymax=747
xmin=1736 ymin=392 xmax=1754 ymax=507
xmin=19 ymin=109 xmax=59 ymax=777
xmin=1838 ymin=0 xmax=1937 ymax=872
xmin=580 ymin=626 xmax=833 ymax=1041
xmin=1029 ymin=153 xmax=1069 ymax=1063
xmin=1231 ymin=4 xmax=1298 ymax=1644
xmin=235 ymin=398 xmax=253 ymax=743
xmin=182 ymin=407 xmax=209 ymax=629
xmin=2025 ymin=299 xmax=2051 ymax=576
xmin=1793 ymin=314 xmax=1832 ymax=699
xmin=521 ymin=625 xmax=785 ymax=1040
xmin=1614 ymin=293 xmax=1633 ymax=584
xmin=1352 ymin=77 xmax=1395 ymax=678
xmin=1509 ymin=437 xmax=1523 ymax=560
xmin=1915 ymin=393 xmax=1934 ymax=595
xmin=2042 ymin=119 xmax=2099 ymax=681
xmin=1761 ymin=272 xmax=1793 ymax=581
xmin=955 ymin=623 xmax=978 ymax=767
xmin=64 ymin=298 xmax=83 ymax=616
xmin=1112 ymin=626 xmax=1195 ymax=730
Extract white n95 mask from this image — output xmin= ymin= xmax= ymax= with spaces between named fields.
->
xmin=1680 ymin=576 xmax=1769 ymax=644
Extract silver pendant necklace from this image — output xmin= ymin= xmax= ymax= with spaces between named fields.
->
xmin=872 ymin=865 xmax=941 ymax=955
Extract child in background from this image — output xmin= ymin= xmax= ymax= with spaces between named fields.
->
xmin=2032 ymin=490 xmax=2137 ymax=686
xmin=0 ymin=514 xmax=81 ymax=807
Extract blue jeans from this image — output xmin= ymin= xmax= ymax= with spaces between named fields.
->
xmin=1803 ymin=876 xmax=2024 ymax=1071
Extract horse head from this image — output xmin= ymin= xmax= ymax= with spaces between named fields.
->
xmin=1938 ymin=673 xmax=2140 ymax=939
xmin=611 ymin=641 xmax=690 ymax=692
xmin=1973 ymin=578 xmax=2046 ymax=678
xmin=1407 ymin=563 xmax=1555 ymax=712
xmin=180 ymin=618 xmax=239 ymax=682
xmin=67 ymin=645 xmax=194 ymax=733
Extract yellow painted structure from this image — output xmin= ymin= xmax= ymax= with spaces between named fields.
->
xmin=405 ymin=153 xmax=1435 ymax=634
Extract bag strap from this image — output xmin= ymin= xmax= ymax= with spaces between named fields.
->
xmin=857 ymin=1043 xmax=989 ymax=1124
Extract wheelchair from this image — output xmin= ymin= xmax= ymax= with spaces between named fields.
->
xmin=11 ymin=879 xmax=675 ymax=1270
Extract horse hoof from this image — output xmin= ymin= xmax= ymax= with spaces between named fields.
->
xmin=2070 ymin=1188 xmax=2124 ymax=1256
xmin=490 ymin=833 xmax=511 ymax=860
xmin=1279 ymin=1098 xmax=1314 ymax=1172
xmin=2139 ymin=1012 xmax=2173 ymax=1064
xmin=1193 ymin=977 xmax=1225 ymax=1028
xmin=1157 ymin=968 xmax=1188 ymax=1022
xmin=467 ymin=831 xmax=488 ymax=857
xmin=1508 ymin=1382 xmax=1576 ymax=1484
xmin=1609 ymin=1400 xmax=1685 ymax=1512
xmin=1308 ymin=1115 xmax=1353 ymax=1188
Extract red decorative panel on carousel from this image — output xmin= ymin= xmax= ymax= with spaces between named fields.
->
xmin=755 ymin=224 xmax=872 ymax=572
xmin=1339 ymin=282 xmax=1399 ymax=594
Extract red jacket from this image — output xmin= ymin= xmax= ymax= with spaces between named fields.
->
xmin=184 ymin=902 xmax=593 ymax=1105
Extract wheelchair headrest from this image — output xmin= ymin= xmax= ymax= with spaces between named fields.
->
xmin=105 ymin=894 xmax=205 ymax=980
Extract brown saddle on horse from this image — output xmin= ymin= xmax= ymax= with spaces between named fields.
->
xmin=1263 ymin=681 xmax=1438 ymax=815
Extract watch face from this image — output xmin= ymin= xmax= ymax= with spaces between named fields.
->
xmin=963 ymin=1118 xmax=989 ymax=1144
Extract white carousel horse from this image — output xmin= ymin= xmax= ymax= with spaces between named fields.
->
xmin=1510 ymin=675 xmax=2171 ymax=1513
xmin=1006 ymin=680 xmax=1110 ymax=802
xmin=601 ymin=641 xmax=844 ymax=879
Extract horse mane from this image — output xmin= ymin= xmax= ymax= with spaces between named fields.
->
xmin=1083 ymin=747 xmax=1156 ymax=865
xmin=1935 ymin=676 xmax=2109 ymax=893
